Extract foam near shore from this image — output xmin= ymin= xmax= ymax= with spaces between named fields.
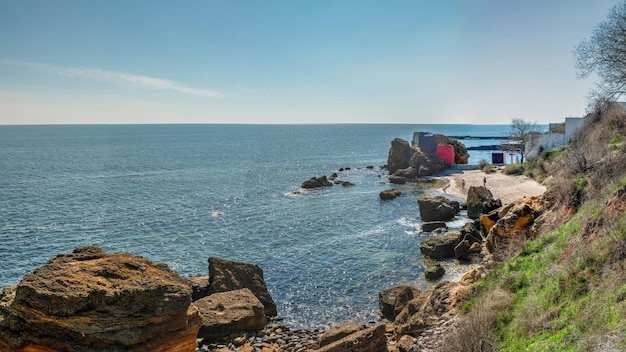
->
xmin=440 ymin=168 xmax=547 ymax=204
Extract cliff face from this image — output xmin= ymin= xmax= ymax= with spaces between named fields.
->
xmin=0 ymin=246 xmax=201 ymax=352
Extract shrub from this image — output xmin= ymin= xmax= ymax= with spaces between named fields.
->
xmin=503 ymin=163 xmax=524 ymax=175
xmin=440 ymin=289 xmax=513 ymax=352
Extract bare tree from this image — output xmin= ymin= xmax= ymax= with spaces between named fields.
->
xmin=575 ymin=1 xmax=626 ymax=101
xmin=509 ymin=118 xmax=540 ymax=163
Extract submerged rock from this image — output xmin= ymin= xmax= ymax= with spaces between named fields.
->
xmin=0 ymin=246 xmax=200 ymax=352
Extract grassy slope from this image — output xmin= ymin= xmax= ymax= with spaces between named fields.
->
xmin=446 ymin=105 xmax=626 ymax=351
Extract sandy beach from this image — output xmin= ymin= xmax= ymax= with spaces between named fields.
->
xmin=440 ymin=169 xmax=546 ymax=205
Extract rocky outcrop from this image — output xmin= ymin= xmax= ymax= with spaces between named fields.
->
xmin=485 ymin=196 xmax=545 ymax=251
xmin=316 ymin=324 xmax=388 ymax=352
xmin=302 ymin=176 xmax=333 ymax=189
xmin=380 ymin=188 xmax=401 ymax=201
xmin=208 ymin=257 xmax=277 ymax=317
xmin=394 ymin=281 xmax=471 ymax=338
xmin=408 ymin=147 xmax=447 ymax=177
xmin=318 ymin=320 xmax=365 ymax=347
xmin=419 ymin=231 xmax=462 ymax=259
xmin=448 ymin=138 xmax=469 ymax=164
xmin=466 ymin=186 xmax=502 ymax=219
xmin=387 ymin=138 xmax=412 ymax=174
xmin=378 ymin=285 xmax=421 ymax=322
xmin=421 ymin=221 xmax=447 ymax=233
xmin=0 ymin=246 xmax=200 ymax=352
xmin=195 ymin=288 xmax=267 ymax=339
xmin=418 ymin=196 xmax=460 ymax=222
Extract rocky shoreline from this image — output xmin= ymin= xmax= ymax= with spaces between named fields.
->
xmin=0 ymin=135 xmax=548 ymax=351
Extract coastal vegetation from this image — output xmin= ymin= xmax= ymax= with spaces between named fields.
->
xmin=442 ymin=101 xmax=626 ymax=351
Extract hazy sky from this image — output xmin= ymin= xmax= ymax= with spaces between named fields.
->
xmin=0 ymin=0 xmax=619 ymax=125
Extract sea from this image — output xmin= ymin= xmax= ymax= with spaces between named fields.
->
xmin=0 ymin=123 xmax=519 ymax=328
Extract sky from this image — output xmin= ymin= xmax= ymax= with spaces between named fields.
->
xmin=0 ymin=0 xmax=620 ymax=125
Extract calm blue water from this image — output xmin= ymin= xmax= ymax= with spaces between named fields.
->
xmin=0 ymin=124 xmax=515 ymax=328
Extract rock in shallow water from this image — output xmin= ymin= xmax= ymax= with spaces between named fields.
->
xmin=0 ymin=245 xmax=201 ymax=352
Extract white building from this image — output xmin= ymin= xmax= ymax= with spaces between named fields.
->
xmin=525 ymin=117 xmax=585 ymax=159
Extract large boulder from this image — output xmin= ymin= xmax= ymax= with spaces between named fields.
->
xmin=421 ymin=221 xmax=447 ymax=233
xmin=0 ymin=246 xmax=201 ymax=352
xmin=378 ymin=285 xmax=421 ymax=322
xmin=486 ymin=196 xmax=543 ymax=251
xmin=380 ymin=188 xmax=401 ymax=201
xmin=208 ymin=257 xmax=277 ymax=317
xmin=394 ymin=281 xmax=471 ymax=338
xmin=194 ymin=288 xmax=267 ymax=339
xmin=419 ymin=231 xmax=462 ymax=259
xmin=418 ymin=196 xmax=460 ymax=222
xmin=316 ymin=324 xmax=388 ymax=352
xmin=466 ymin=186 xmax=502 ymax=219
xmin=387 ymin=138 xmax=412 ymax=174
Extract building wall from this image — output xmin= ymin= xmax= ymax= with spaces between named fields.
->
xmin=526 ymin=133 xmax=566 ymax=159
xmin=565 ymin=117 xmax=585 ymax=141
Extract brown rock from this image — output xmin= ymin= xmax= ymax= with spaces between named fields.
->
xmin=195 ymin=288 xmax=267 ymax=339
xmin=425 ymin=263 xmax=445 ymax=280
xmin=486 ymin=202 xmax=537 ymax=251
xmin=187 ymin=275 xmax=210 ymax=301
xmin=419 ymin=231 xmax=462 ymax=259
xmin=394 ymin=281 xmax=470 ymax=338
xmin=316 ymin=324 xmax=388 ymax=352
xmin=418 ymin=196 xmax=460 ymax=222
xmin=397 ymin=335 xmax=418 ymax=352
xmin=380 ymin=189 xmax=401 ymax=201
xmin=467 ymin=186 xmax=502 ymax=219
xmin=460 ymin=267 xmax=484 ymax=286
xmin=378 ymin=286 xmax=420 ymax=322
xmin=318 ymin=320 xmax=365 ymax=347
xmin=394 ymin=167 xmax=417 ymax=179
xmin=421 ymin=221 xmax=447 ymax=233
xmin=208 ymin=257 xmax=277 ymax=317
xmin=389 ymin=175 xmax=407 ymax=184
xmin=387 ymin=138 xmax=412 ymax=175
xmin=0 ymin=246 xmax=200 ymax=352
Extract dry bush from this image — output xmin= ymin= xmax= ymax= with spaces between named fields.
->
xmin=439 ymin=289 xmax=514 ymax=352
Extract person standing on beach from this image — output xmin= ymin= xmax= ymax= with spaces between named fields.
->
xmin=461 ymin=179 xmax=465 ymax=189
xmin=483 ymin=176 xmax=486 ymax=187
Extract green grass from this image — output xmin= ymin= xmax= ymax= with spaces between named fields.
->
xmin=450 ymin=182 xmax=626 ymax=351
